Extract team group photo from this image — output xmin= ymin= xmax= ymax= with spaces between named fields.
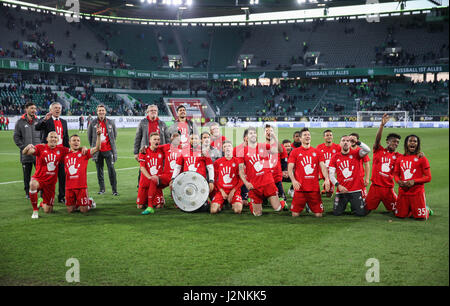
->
xmin=0 ymin=0 xmax=448 ymax=290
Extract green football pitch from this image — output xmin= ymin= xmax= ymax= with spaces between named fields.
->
xmin=0 ymin=127 xmax=448 ymax=286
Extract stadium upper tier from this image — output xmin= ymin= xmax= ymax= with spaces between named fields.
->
xmin=1 ymin=5 xmax=448 ymax=72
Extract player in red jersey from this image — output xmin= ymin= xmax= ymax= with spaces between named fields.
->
xmin=328 ymin=135 xmax=371 ymax=216
xmin=209 ymin=122 xmax=227 ymax=153
xmin=349 ymin=133 xmax=371 ymax=198
xmin=393 ymin=135 xmax=432 ymax=220
xmin=64 ymin=126 xmax=102 ymax=213
xmin=366 ymin=114 xmax=401 ymax=213
xmin=152 ymin=132 xmax=184 ymax=209
xmin=22 ymin=132 xmax=70 ymax=218
xmin=264 ymin=124 xmax=288 ymax=209
xmin=211 ymin=141 xmax=243 ymax=214
xmin=288 ymin=128 xmax=330 ymax=218
xmin=170 ymin=134 xmax=215 ymax=211
xmin=238 ymin=127 xmax=285 ymax=216
xmin=316 ymin=129 xmax=341 ymax=196
xmin=138 ymin=133 xmax=167 ymax=215
xmin=234 ymin=128 xmax=249 ymax=206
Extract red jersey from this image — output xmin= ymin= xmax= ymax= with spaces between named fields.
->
xmin=33 ymin=144 xmax=69 ymax=184
xmin=351 ymin=147 xmax=370 ymax=179
xmin=139 ymin=146 xmax=166 ymax=186
xmin=176 ymin=151 xmax=213 ymax=179
xmin=394 ymin=155 xmax=430 ymax=195
xmin=371 ymin=145 xmax=401 ymax=188
xmin=329 ymin=150 xmax=365 ymax=193
xmin=238 ymin=143 xmax=273 ymax=187
xmin=64 ymin=150 xmax=92 ymax=189
xmin=267 ymin=143 xmax=288 ymax=183
xmin=316 ymin=143 xmax=341 ymax=168
xmin=99 ymin=120 xmax=112 ymax=152
xmin=214 ymin=157 xmax=243 ymax=191
xmin=175 ymin=122 xmax=191 ymax=148
xmin=288 ymin=146 xmax=325 ymax=192
xmin=160 ymin=144 xmax=183 ymax=175
xmin=211 ymin=135 xmax=227 ymax=152
xmin=233 ymin=143 xmax=247 ymax=159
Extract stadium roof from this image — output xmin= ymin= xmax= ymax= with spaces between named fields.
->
xmin=7 ymin=0 xmax=447 ymax=20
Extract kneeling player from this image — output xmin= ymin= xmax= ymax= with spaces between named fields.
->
xmin=328 ymin=135 xmax=371 ymax=217
xmin=393 ymin=135 xmax=432 ymax=220
xmin=23 ymin=132 xmax=69 ymax=218
xmin=211 ymin=141 xmax=243 ymax=214
xmin=64 ymin=127 xmax=101 ymax=214
xmin=138 ymin=133 xmax=167 ymax=215
xmin=287 ymin=128 xmax=330 ymax=218
xmin=238 ymin=127 xmax=285 ymax=216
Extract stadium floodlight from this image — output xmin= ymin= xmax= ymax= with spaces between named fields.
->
xmin=297 ymin=0 xmax=306 ymax=4
xmin=186 ymin=0 xmax=193 ymax=6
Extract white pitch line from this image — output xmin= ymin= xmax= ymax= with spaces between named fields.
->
xmin=0 ymin=166 xmax=139 ymax=185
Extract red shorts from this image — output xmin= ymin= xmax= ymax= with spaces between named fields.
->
xmin=291 ymin=191 xmax=324 ymax=214
xmin=212 ymin=189 xmax=242 ymax=209
xmin=248 ymin=183 xmax=278 ymax=205
xmin=137 ymin=186 xmax=164 ymax=207
xmin=66 ymin=188 xmax=89 ymax=207
xmin=366 ymin=184 xmax=397 ymax=211
xmin=35 ymin=179 xmax=56 ymax=206
xmin=395 ymin=191 xmax=428 ymax=219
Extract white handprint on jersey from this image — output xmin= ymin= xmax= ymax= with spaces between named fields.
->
xmin=169 ymin=153 xmax=178 ymax=170
xmin=67 ymin=158 xmax=80 ymax=175
xmin=381 ymin=157 xmax=391 ymax=173
xmin=148 ymin=158 xmax=160 ymax=175
xmin=401 ymin=161 xmax=416 ymax=180
xmin=179 ymin=128 xmax=188 ymax=143
xmin=186 ymin=157 xmax=198 ymax=172
xmin=221 ymin=166 xmax=234 ymax=184
xmin=250 ymin=155 xmax=263 ymax=172
xmin=301 ymin=156 xmax=316 ymax=175
xmin=339 ymin=160 xmax=354 ymax=178
xmin=268 ymin=154 xmax=277 ymax=169
xmin=324 ymin=153 xmax=332 ymax=167
xmin=45 ymin=154 xmax=57 ymax=171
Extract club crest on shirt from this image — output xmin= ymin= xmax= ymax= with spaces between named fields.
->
xmin=232 ymin=163 xmax=236 ymax=167
xmin=332 ymin=150 xmax=336 ymax=153
xmin=312 ymin=152 xmax=316 ymax=157
xmin=414 ymin=158 xmax=418 ymax=162
xmin=78 ymin=153 xmax=82 ymax=157
xmin=158 ymin=154 xmax=162 ymax=158
xmin=393 ymin=155 xmax=397 ymax=159
xmin=349 ymin=155 xmax=353 ymax=159
xmin=220 ymin=164 xmax=223 ymax=167
xmin=57 ymin=151 xmax=60 ymax=155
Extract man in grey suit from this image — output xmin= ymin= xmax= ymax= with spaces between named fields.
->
xmin=13 ymin=102 xmax=42 ymax=199
xmin=133 ymin=104 xmax=169 ymax=160
xmin=88 ymin=104 xmax=119 ymax=196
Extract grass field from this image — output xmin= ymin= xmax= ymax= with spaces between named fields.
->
xmin=0 ymin=127 xmax=448 ymax=286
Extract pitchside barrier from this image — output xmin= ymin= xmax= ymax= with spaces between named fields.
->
xmin=4 ymin=116 xmax=449 ymax=130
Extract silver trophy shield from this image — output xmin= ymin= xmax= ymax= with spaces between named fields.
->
xmin=172 ymin=171 xmax=209 ymax=212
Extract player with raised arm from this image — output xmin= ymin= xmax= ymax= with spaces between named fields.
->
xmin=238 ymin=127 xmax=285 ymax=216
xmin=211 ymin=141 xmax=243 ymax=214
xmin=349 ymin=133 xmax=371 ymax=198
xmin=265 ymin=124 xmax=288 ymax=209
xmin=366 ymin=114 xmax=401 ymax=213
xmin=138 ymin=133 xmax=167 ymax=215
xmin=328 ymin=135 xmax=371 ymax=217
xmin=393 ymin=135 xmax=432 ymax=220
xmin=316 ymin=129 xmax=341 ymax=196
xmin=64 ymin=126 xmax=102 ymax=214
xmin=22 ymin=132 xmax=70 ymax=218
xmin=288 ymin=128 xmax=330 ymax=218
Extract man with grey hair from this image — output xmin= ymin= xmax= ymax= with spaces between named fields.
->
xmin=133 ymin=104 xmax=170 ymax=187
xmin=134 ymin=104 xmax=169 ymax=161
xmin=88 ymin=104 xmax=119 ymax=196
xmin=35 ymin=101 xmax=69 ymax=203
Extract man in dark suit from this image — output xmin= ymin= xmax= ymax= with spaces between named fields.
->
xmin=35 ymin=102 xmax=70 ymax=203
